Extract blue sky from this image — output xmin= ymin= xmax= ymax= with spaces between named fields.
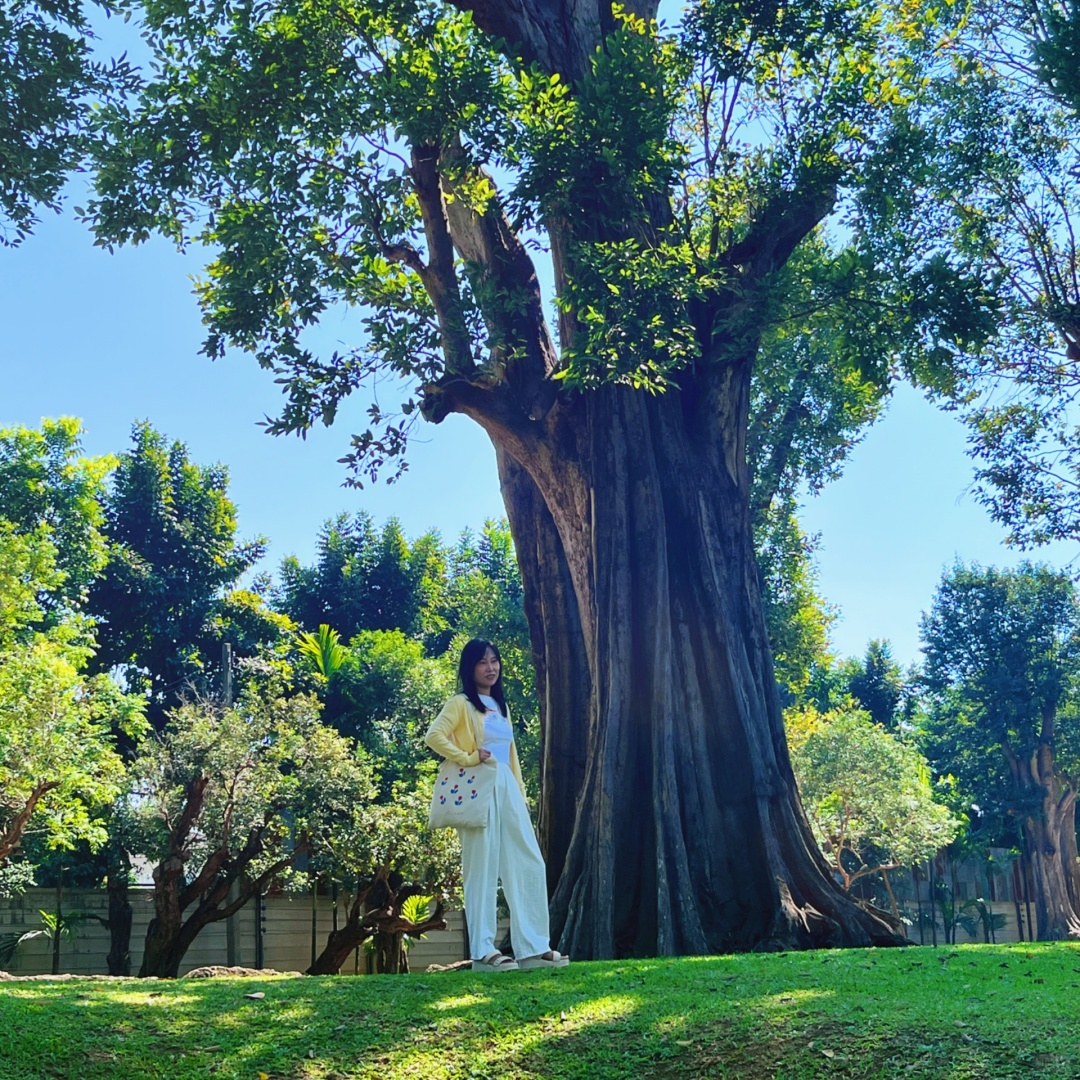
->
xmin=2 ymin=7 xmax=1076 ymax=671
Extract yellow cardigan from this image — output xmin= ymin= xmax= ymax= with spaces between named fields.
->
xmin=424 ymin=693 xmax=527 ymax=799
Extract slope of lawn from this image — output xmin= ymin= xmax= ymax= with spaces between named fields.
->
xmin=1 ymin=942 xmax=1078 ymax=1079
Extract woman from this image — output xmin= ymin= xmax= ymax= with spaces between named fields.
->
xmin=425 ymin=638 xmax=569 ymax=971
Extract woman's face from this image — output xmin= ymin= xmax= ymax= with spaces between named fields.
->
xmin=473 ymin=647 xmax=501 ymax=692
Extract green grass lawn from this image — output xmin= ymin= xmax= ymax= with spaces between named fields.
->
xmin=1 ymin=942 xmax=1078 ymax=1079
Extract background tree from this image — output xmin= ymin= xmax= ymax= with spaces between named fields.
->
xmin=920 ymin=562 xmax=1080 ymax=939
xmin=127 ymin=685 xmax=374 ymax=977
xmin=855 ymin=0 xmax=1080 ymax=547
xmin=87 ymin=422 xmax=274 ymax=727
xmin=83 ymin=0 xmax=998 ymax=955
xmin=286 ymin=517 xmax=539 ymax=786
xmin=787 ymin=704 xmax=960 ymax=914
xmin=0 ymin=418 xmax=113 ymax=615
xmin=306 ymin=778 xmax=459 ymax=974
xmin=0 ymin=524 xmax=143 ymax=893
xmin=306 ymin=628 xmax=455 ymax=788
xmin=1024 ymin=0 xmax=1080 ymax=114
xmin=754 ymin=499 xmax=835 ymax=704
xmin=278 ymin=514 xmax=445 ymax=643
xmin=844 ymin=640 xmax=908 ymax=731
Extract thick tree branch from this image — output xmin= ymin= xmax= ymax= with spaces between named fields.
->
xmin=0 ymin=781 xmax=61 ymax=862
xmin=410 ymin=143 xmax=476 ymax=376
xmin=445 ymin=1 xmax=659 ymax=83
xmin=719 ymin=183 xmax=839 ymax=285
xmin=439 ymin=138 xmax=559 ymax=419
xmin=692 ymin=183 xmax=838 ymax=490
xmin=169 ymin=776 xmax=209 ymax=859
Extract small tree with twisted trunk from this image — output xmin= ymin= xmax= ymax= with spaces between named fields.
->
xmin=128 ymin=690 xmax=376 ymax=978
xmin=307 ymin=778 xmax=459 ymax=975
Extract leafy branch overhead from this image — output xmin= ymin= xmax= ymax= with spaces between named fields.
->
xmin=85 ymin=0 xmax=982 ymax=488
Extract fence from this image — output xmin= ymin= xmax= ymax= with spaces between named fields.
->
xmin=0 ymin=888 xmax=472 ymax=976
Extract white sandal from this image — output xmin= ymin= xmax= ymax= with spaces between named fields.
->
xmin=518 ymin=950 xmax=570 ymax=970
xmin=472 ymin=952 xmax=519 ymax=972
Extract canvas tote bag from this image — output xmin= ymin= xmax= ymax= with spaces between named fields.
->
xmin=428 ymin=759 xmax=497 ymax=829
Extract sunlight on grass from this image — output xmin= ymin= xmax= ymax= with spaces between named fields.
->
xmin=761 ymin=987 xmax=835 ymax=1008
xmin=427 ymin=991 xmax=493 ymax=1010
xmin=93 ymin=990 xmax=205 ymax=1008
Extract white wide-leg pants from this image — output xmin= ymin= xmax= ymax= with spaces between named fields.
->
xmin=458 ymin=763 xmax=551 ymax=960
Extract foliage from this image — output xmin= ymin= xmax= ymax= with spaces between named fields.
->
xmin=79 ymin=0 xmax=970 ymax=474
xmin=855 ymin=0 xmax=1080 ymax=545
xmin=0 ymin=908 xmax=91 ymax=969
xmin=1029 ymin=0 xmax=1080 ymax=113
xmin=278 ymin=515 xmax=445 ymax=643
xmin=87 ymin=422 xmax=273 ymax=723
xmin=282 ymin=516 xmax=539 ymax=790
xmin=0 ymin=524 xmax=143 ymax=876
xmin=304 ymin=767 xmax=458 ymax=974
xmin=0 ymin=0 xmax=137 ymax=243
xmin=326 ymin=630 xmax=454 ymax=785
xmin=306 ymin=770 xmax=460 ymax=907
xmin=127 ymin=689 xmax=375 ymax=879
xmin=754 ymin=498 xmax=834 ymax=702
xmin=0 ymin=632 xmax=136 ymax=863
xmin=397 ymin=893 xmax=435 ymax=949
xmin=844 ymin=639 xmax=908 ymax=731
xmin=296 ymin=623 xmax=348 ymax=679
xmin=787 ymin=705 xmax=961 ymax=889
xmin=0 ymin=418 xmax=114 ymax=615
xmin=5 ymin=947 xmax=1080 ymax=1077
xmin=919 ymin=562 xmax=1080 ymax=817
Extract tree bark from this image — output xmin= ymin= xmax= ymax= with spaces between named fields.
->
xmin=488 ymin=386 xmax=903 ymax=956
xmin=105 ymin=842 xmax=133 ymax=977
xmin=1021 ymin=787 xmax=1080 ymax=940
xmin=1002 ymin=736 xmax=1080 ymax=940
xmin=1058 ymin=793 xmax=1080 ymax=912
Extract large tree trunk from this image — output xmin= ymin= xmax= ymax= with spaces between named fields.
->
xmin=1019 ymin=777 xmax=1080 ymax=940
xmin=499 ymin=452 xmax=591 ymax=893
xmin=420 ymin=0 xmax=904 ymax=958
xmin=1023 ymin=816 xmax=1079 ymax=941
xmin=491 ymin=386 xmax=903 ymax=956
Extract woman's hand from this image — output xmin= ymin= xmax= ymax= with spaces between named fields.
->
xmin=478 ymin=749 xmax=492 ymax=763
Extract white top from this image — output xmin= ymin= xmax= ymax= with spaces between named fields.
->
xmin=480 ymin=694 xmax=513 ymax=767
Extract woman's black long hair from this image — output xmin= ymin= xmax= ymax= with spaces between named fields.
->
xmin=458 ymin=638 xmax=507 ymax=717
